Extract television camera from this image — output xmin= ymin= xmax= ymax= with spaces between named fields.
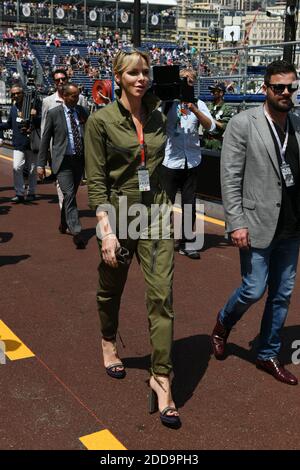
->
xmin=151 ymin=65 xmax=196 ymax=103
xmin=20 ymin=77 xmax=41 ymax=133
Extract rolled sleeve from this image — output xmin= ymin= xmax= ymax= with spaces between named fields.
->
xmin=84 ymin=114 xmax=110 ymax=210
xmin=197 ymin=100 xmax=216 ymax=132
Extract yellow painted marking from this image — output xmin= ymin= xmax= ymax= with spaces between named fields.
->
xmin=0 ymin=154 xmax=13 ymax=162
xmin=0 ymin=154 xmax=51 ymax=175
xmin=0 ymin=320 xmax=35 ymax=360
xmin=173 ymin=206 xmax=225 ymax=227
xmin=79 ymin=429 xmax=127 ymax=450
xmin=201 ymin=213 xmax=225 ymax=227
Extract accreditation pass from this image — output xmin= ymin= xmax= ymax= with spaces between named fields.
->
xmin=138 ymin=167 xmax=150 ymax=192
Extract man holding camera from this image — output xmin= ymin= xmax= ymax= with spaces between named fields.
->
xmin=161 ymin=69 xmax=215 ymax=259
xmin=0 ymin=84 xmax=40 ymax=203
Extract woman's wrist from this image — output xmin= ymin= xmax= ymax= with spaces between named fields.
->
xmin=101 ymin=232 xmax=116 ymax=240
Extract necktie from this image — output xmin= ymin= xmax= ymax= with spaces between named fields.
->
xmin=68 ymin=109 xmax=83 ymax=155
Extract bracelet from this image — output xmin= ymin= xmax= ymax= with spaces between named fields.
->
xmin=101 ymin=232 xmax=116 ymax=240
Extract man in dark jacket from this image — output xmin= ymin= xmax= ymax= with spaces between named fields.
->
xmin=0 ymin=84 xmax=41 ymax=202
xmin=37 ymin=83 xmax=89 ymax=248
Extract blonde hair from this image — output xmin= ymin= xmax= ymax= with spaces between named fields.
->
xmin=113 ymin=50 xmax=150 ymax=78
xmin=179 ymin=68 xmax=197 ymax=82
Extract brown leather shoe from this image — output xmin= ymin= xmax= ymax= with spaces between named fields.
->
xmin=256 ymin=358 xmax=298 ymax=385
xmin=211 ymin=314 xmax=231 ymax=360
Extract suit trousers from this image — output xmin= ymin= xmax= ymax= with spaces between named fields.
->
xmin=56 ymin=155 xmax=84 ymax=235
xmin=13 ymin=149 xmax=37 ymax=196
xmin=97 ymin=237 xmax=175 ymax=376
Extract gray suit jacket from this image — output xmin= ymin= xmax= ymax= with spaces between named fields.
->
xmin=38 ymin=104 xmax=88 ymax=175
xmin=221 ymin=104 xmax=300 ymax=248
xmin=41 ymin=92 xmax=64 ymax=136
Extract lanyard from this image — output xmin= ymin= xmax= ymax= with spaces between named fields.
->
xmin=137 ymin=126 xmax=146 ymax=167
xmin=264 ymin=108 xmax=289 ymax=164
xmin=176 ymin=103 xmax=188 ymax=127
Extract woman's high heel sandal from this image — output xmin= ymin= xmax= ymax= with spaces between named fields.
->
xmin=105 ymin=363 xmax=126 ymax=379
xmin=148 ymin=377 xmax=181 ymax=429
xmin=102 ymin=337 xmax=126 ymax=380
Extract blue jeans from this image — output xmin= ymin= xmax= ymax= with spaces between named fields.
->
xmin=220 ymin=237 xmax=300 ymax=360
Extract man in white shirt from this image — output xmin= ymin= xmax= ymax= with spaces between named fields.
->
xmin=41 ymin=68 xmax=68 ymax=135
xmin=161 ymin=69 xmax=215 ymax=259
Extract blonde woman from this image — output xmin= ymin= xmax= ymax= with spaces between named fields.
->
xmin=85 ymin=50 xmax=181 ymax=429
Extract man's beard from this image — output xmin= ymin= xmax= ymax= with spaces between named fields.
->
xmin=268 ymin=97 xmax=293 ymax=113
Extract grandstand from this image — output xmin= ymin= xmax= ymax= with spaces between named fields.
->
xmin=0 ymin=1 xmax=177 ymax=42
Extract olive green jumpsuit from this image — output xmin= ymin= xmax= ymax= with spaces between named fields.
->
xmin=85 ymin=92 xmax=174 ymax=376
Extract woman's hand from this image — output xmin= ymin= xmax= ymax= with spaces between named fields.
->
xmin=101 ymin=234 xmax=120 ymax=268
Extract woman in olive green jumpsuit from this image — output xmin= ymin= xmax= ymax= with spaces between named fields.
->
xmin=85 ymin=50 xmax=181 ymax=428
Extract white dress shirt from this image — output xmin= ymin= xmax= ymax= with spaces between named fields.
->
xmin=163 ymin=99 xmax=215 ymax=169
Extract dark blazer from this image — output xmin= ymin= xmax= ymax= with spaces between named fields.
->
xmin=0 ymin=104 xmax=41 ymax=151
xmin=38 ymin=104 xmax=88 ymax=174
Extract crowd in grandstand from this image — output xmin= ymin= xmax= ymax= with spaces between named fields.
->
xmin=0 ymin=30 xmax=200 ymax=100
xmin=3 ymin=2 xmax=176 ymax=26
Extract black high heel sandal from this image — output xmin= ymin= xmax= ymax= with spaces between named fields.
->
xmin=102 ymin=336 xmax=126 ymax=380
xmin=105 ymin=363 xmax=126 ymax=379
xmin=148 ymin=379 xmax=181 ymax=429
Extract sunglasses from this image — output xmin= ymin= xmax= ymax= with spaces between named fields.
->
xmin=267 ymin=82 xmax=299 ymax=94
xmin=54 ymin=77 xmax=67 ymax=83
xmin=116 ymin=246 xmax=131 ymax=265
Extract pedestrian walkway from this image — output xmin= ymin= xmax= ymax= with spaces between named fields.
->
xmin=1 ymin=153 xmax=300 ymax=450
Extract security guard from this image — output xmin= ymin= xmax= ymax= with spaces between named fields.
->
xmin=203 ymin=82 xmax=234 ymax=151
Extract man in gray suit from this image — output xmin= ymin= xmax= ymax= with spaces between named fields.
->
xmin=211 ymin=60 xmax=300 ymax=385
xmin=41 ymin=67 xmax=68 ymax=212
xmin=37 ymin=84 xmax=89 ymax=249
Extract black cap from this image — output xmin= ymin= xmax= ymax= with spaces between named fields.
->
xmin=208 ymin=82 xmax=226 ymax=93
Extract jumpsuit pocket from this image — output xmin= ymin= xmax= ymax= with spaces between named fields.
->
xmin=150 ymin=240 xmax=159 ymax=273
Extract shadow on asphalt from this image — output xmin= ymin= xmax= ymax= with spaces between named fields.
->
xmin=224 ymin=324 xmax=300 ymax=366
xmin=0 ymin=232 xmax=13 ymax=244
xmin=0 ymin=196 xmax=12 ymax=204
xmin=123 ymin=334 xmax=212 ymax=409
xmin=0 ymin=206 xmax=11 ymax=215
xmin=79 ymin=209 xmax=96 ymax=218
xmin=1 ymin=339 xmax=23 ymax=352
xmin=35 ymin=194 xmax=59 ymax=204
xmin=172 ymin=334 xmax=211 ymax=407
xmin=81 ymin=227 xmax=95 ymax=244
xmin=202 ymin=232 xmax=230 ymax=252
xmin=0 ymin=254 xmax=30 ymax=267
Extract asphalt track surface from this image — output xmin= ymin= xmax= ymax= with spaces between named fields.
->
xmin=1 ymin=152 xmax=300 ymax=451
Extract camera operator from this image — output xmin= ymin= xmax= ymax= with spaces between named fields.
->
xmin=161 ymin=69 xmax=215 ymax=259
xmin=0 ymin=84 xmax=41 ymax=203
